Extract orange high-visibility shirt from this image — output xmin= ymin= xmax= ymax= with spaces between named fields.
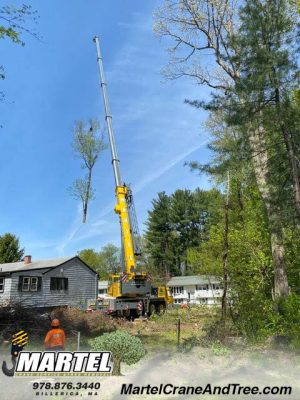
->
xmin=44 ymin=328 xmax=65 ymax=349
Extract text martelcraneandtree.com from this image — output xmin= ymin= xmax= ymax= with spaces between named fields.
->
xmin=120 ymin=383 xmax=292 ymax=396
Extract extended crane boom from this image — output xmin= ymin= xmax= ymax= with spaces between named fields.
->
xmin=93 ymin=36 xmax=138 ymax=279
xmin=94 ymin=36 xmax=121 ymax=187
xmin=93 ymin=37 xmax=173 ymax=315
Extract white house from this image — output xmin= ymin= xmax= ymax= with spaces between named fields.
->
xmin=98 ymin=280 xmax=109 ymax=298
xmin=167 ymin=275 xmax=223 ymax=306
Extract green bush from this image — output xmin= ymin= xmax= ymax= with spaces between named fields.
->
xmin=89 ymin=330 xmax=145 ymax=375
xmin=211 ymin=343 xmax=230 ymax=356
xmin=276 ymin=294 xmax=300 ymax=344
xmin=229 ymin=289 xmax=280 ymax=342
xmin=51 ymin=308 xmax=116 ymax=337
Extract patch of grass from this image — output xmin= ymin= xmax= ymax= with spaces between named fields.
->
xmin=150 ymin=306 xmax=218 ymax=325
xmin=130 ymin=321 xmax=202 ymax=353
xmin=211 ymin=343 xmax=230 ymax=356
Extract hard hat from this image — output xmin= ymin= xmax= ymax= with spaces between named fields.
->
xmin=51 ymin=319 xmax=60 ymax=327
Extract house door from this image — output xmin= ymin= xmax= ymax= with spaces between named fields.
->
xmin=187 ymin=290 xmax=195 ymax=302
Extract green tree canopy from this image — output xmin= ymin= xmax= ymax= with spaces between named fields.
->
xmin=89 ymin=330 xmax=145 ymax=375
xmin=145 ymin=188 xmax=223 ymax=277
xmin=70 ymin=119 xmax=107 ymax=223
xmin=78 ymin=243 xmax=120 ymax=279
xmin=0 ymin=4 xmax=39 ymax=101
xmin=0 ymin=233 xmax=24 ymax=263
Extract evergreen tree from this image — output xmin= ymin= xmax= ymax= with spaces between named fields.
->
xmin=0 ymin=233 xmax=24 ymax=263
xmin=227 ymin=0 xmax=300 ymax=296
xmin=145 ymin=192 xmax=175 ymax=276
xmin=145 ymin=189 xmax=222 ymax=277
xmin=155 ymin=0 xmax=299 ymax=297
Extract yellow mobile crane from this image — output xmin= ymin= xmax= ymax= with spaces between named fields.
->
xmin=93 ymin=37 xmax=173 ymax=317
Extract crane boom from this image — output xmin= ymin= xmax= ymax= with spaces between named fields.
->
xmin=92 ymin=37 xmax=173 ymax=311
xmin=93 ymin=36 xmax=121 ymax=187
xmin=93 ymin=36 xmax=137 ymax=277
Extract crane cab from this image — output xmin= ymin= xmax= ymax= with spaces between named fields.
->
xmin=108 ymin=273 xmax=151 ymax=298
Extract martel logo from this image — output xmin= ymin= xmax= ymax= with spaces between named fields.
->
xmin=15 ymin=351 xmax=112 ymax=375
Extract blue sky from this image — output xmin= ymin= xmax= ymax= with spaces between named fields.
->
xmin=0 ymin=1 xmax=212 ymax=259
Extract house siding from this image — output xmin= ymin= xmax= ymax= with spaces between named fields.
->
xmin=168 ymin=277 xmax=223 ymax=306
xmin=8 ymin=258 xmax=97 ymax=309
xmin=0 ymin=276 xmax=12 ymax=305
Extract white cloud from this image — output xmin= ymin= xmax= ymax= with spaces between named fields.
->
xmin=133 ymin=139 xmax=209 ymax=194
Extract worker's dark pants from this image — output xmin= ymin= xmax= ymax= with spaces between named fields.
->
xmin=45 ymin=346 xmax=64 ymax=352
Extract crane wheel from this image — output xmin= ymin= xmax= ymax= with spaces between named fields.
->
xmin=148 ymin=303 xmax=156 ymax=316
xmin=157 ymin=303 xmax=166 ymax=315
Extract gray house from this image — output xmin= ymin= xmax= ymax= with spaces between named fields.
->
xmin=0 ymin=255 xmax=98 ymax=309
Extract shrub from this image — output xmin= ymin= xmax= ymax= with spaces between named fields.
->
xmin=0 ymin=303 xmax=50 ymax=339
xmin=211 ymin=343 xmax=230 ymax=356
xmin=89 ymin=330 xmax=145 ymax=375
xmin=229 ymin=291 xmax=279 ymax=341
xmin=51 ymin=308 xmax=116 ymax=337
xmin=276 ymin=294 xmax=300 ymax=345
xmin=202 ymin=317 xmax=240 ymax=344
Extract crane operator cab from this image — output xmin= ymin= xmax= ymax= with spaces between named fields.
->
xmin=108 ymin=272 xmax=151 ymax=298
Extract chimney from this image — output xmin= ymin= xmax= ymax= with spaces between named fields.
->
xmin=24 ymin=255 xmax=32 ymax=265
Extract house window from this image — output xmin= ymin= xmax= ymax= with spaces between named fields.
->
xmin=50 ymin=277 xmax=68 ymax=291
xmin=22 ymin=277 xmax=30 ymax=291
xmin=18 ymin=276 xmax=42 ymax=292
xmin=99 ymin=289 xmax=107 ymax=294
xmin=199 ymin=298 xmax=208 ymax=304
xmin=196 ymin=284 xmax=209 ymax=290
xmin=172 ymin=286 xmax=184 ymax=295
xmin=0 ymin=277 xmax=4 ymax=293
xmin=19 ymin=276 xmax=41 ymax=292
xmin=174 ymin=298 xmax=183 ymax=304
xmin=30 ymin=277 xmax=38 ymax=292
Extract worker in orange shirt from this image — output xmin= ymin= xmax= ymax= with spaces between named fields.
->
xmin=44 ymin=319 xmax=66 ymax=351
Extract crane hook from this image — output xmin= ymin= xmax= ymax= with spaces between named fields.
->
xmin=2 ymin=356 xmax=16 ymax=377
xmin=2 ymin=330 xmax=28 ymax=377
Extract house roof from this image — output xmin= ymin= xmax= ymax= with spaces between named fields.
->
xmin=167 ymin=275 xmax=221 ymax=286
xmin=0 ymin=256 xmax=82 ymax=274
xmin=98 ymin=280 xmax=109 ymax=289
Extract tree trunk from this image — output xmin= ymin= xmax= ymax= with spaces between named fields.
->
xmin=112 ymin=358 xmax=121 ymax=376
xmin=273 ymin=85 xmax=300 ymax=222
xmin=248 ymin=122 xmax=289 ymax=298
xmin=221 ymin=202 xmax=229 ymax=323
xmin=280 ymin=123 xmax=300 ymax=221
xmin=221 ymin=172 xmax=230 ymax=325
xmin=82 ymin=168 xmax=92 ymax=223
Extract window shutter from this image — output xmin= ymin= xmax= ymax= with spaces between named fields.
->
xmin=18 ymin=276 xmax=23 ymax=291
xmin=37 ymin=277 xmax=42 ymax=291
xmin=64 ymin=278 xmax=68 ymax=290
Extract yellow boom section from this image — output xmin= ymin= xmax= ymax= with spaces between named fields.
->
xmin=114 ymin=186 xmax=136 ymax=277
